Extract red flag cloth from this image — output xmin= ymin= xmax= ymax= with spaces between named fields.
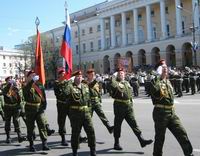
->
xmin=60 ymin=8 xmax=72 ymax=80
xmin=35 ymin=29 xmax=46 ymax=85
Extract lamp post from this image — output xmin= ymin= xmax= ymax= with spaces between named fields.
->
xmin=74 ymin=20 xmax=81 ymax=69
xmin=177 ymin=2 xmax=199 ymax=66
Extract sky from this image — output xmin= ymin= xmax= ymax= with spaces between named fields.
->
xmin=0 ymin=0 xmax=107 ymax=49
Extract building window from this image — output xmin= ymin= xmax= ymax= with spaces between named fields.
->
xmin=138 ymin=14 xmax=142 ymax=21
xmin=90 ymin=42 xmax=93 ymax=52
xmin=151 ymin=10 xmax=155 ymax=17
xmin=10 ymin=70 xmax=12 ymax=74
xmin=105 ymin=22 xmax=109 ymax=30
xmin=182 ymin=21 xmax=185 ymax=34
xmin=75 ymin=31 xmax=78 ymax=38
xmin=97 ymin=25 xmax=101 ymax=32
xmin=9 ymin=63 xmax=12 ymax=67
xmin=3 ymin=56 xmax=5 ymax=59
xmin=89 ymin=27 xmax=93 ymax=34
xmin=92 ymin=63 xmax=94 ymax=68
xmin=126 ymin=17 xmax=130 ymax=24
xmin=76 ymin=45 xmax=79 ymax=54
xmin=115 ymin=20 xmax=121 ymax=27
xmin=153 ymin=27 xmax=157 ymax=39
xmin=98 ymin=39 xmax=101 ymax=50
xmin=3 ymin=63 xmax=6 ymax=67
xmin=3 ymin=70 xmax=6 ymax=74
xmin=166 ymin=24 xmax=170 ymax=36
xmin=15 ymin=63 xmax=18 ymax=67
xmin=165 ymin=7 xmax=169 ymax=14
xmin=82 ymin=29 xmax=85 ymax=36
xmin=83 ymin=43 xmax=86 ymax=53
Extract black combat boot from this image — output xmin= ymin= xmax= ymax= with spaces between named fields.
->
xmin=29 ymin=141 xmax=36 ymax=152
xmin=42 ymin=140 xmax=50 ymax=151
xmin=79 ymin=135 xmax=87 ymax=143
xmin=72 ymin=149 xmax=78 ymax=156
xmin=137 ymin=134 xmax=153 ymax=148
xmin=17 ymin=131 xmax=26 ymax=143
xmin=6 ymin=131 xmax=11 ymax=144
xmin=46 ymin=124 xmax=55 ymax=136
xmin=90 ymin=147 xmax=96 ymax=156
xmin=106 ymin=124 xmax=114 ymax=134
xmin=113 ymin=137 xmax=123 ymax=150
xmin=61 ymin=134 xmax=68 ymax=146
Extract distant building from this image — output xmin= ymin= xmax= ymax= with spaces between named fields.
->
xmin=0 ymin=48 xmax=32 ymax=81
xmin=29 ymin=0 xmax=200 ymax=75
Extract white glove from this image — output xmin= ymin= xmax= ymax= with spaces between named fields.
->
xmin=69 ymin=76 xmax=75 ymax=82
xmin=9 ymin=79 xmax=15 ymax=84
xmin=32 ymin=75 xmax=39 ymax=82
xmin=156 ymin=66 xmax=163 ymax=75
xmin=113 ymin=72 xmax=118 ymax=77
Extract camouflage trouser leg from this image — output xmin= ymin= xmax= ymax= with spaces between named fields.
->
xmin=153 ymin=108 xmax=193 ymax=156
xmin=57 ymin=103 xmax=69 ymax=135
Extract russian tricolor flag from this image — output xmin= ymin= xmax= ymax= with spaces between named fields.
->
xmin=60 ymin=7 xmax=72 ymax=80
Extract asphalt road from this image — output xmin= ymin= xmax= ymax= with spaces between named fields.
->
xmin=0 ymin=88 xmax=200 ymax=156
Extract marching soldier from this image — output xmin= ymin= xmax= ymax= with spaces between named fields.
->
xmin=0 ymin=86 xmax=5 ymax=121
xmin=54 ymin=69 xmax=69 ymax=146
xmin=23 ymin=70 xmax=50 ymax=152
xmin=66 ymin=70 xmax=96 ymax=156
xmin=183 ymin=67 xmax=190 ymax=93
xmin=129 ymin=73 xmax=139 ymax=97
xmin=150 ymin=60 xmax=194 ymax=156
xmin=86 ymin=69 xmax=114 ymax=134
xmin=108 ymin=68 xmax=153 ymax=150
xmin=2 ymin=76 xmax=26 ymax=143
xmin=189 ymin=69 xmax=197 ymax=95
xmin=174 ymin=70 xmax=183 ymax=97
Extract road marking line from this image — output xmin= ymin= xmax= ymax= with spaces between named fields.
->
xmin=193 ymin=149 xmax=200 ymax=152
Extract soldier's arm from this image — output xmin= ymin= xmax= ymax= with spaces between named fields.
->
xmin=2 ymin=83 xmax=12 ymax=96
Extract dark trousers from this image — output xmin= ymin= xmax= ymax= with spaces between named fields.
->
xmin=153 ymin=107 xmax=193 ymax=156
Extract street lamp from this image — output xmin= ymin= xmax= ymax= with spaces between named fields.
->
xmin=73 ymin=20 xmax=81 ymax=69
xmin=177 ymin=2 xmax=199 ymax=66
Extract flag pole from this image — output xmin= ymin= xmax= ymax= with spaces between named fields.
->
xmin=63 ymin=1 xmax=68 ymax=68
xmin=35 ymin=17 xmax=40 ymax=67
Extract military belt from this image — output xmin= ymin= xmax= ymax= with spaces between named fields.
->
xmin=26 ymin=102 xmax=40 ymax=107
xmin=114 ymin=99 xmax=130 ymax=104
xmin=154 ymin=104 xmax=174 ymax=109
xmin=57 ymin=100 xmax=67 ymax=104
xmin=70 ymin=105 xmax=88 ymax=111
xmin=4 ymin=103 xmax=18 ymax=107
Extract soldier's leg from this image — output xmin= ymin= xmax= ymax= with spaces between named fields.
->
xmin=93 ymin=103 xmax=114 ymax=134
xmin=4 ymin=108 xmax=12 ymax=143
xmin=125 ymin=107 xmax=152 ymax=148
xmin=69 ymin=112 xmax=83 ymax=155
xmin=42 ymin=113 xmax=55 ymax=136
xmin=168 ymin=114 xmax=193 ymax=156
xmin=13 ymin=109 xmax=26 ymax=143
xmin=113 ymin=104 xmax=125 ymax=150
xmin=153 ymin=109 xmax=168 ymax=156
xmin=83 ymin=112 xmax=96 ymax=156
xmin=57 ymin=104 xmax=68 ymax=146
xmin=36 ymin=112 xmax=50 ymax=151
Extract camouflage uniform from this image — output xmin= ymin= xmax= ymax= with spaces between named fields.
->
xmin=88 ymin=79 xmax=113 ymax=133
xmin=66 ymin=80 xmax=96 ymax=156
xmin=23 ymin=80 xmax=50 ymax=151
xmin=150 ymin=76 xmax=193 ymax=156
xmin=0 ymin=89 xmax=5 ymax=121
xmin=54 ymin=78 xmax=69 ymax=146
xmin=108 ymin=76 xmax=152 ymax=150
xmin=2 ymin=82 xmax=25 ymax=143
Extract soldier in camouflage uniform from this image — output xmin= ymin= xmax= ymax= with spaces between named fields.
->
xmin=66 ymin=70 xmax=96 ymax=156
xmin=2 ymin=76 xmax=26 ymax=143
xmin=54 ymin=69 xmax=69 ymax=146
xmin=23 ymin=70 xmax=50 ymax=152
xmin=86 ymin=69 xmax=114 ymax=134
xmin=108 ymin=68 xmax=153 ymax=150
xmin=150 ymin=61 xmax=194 ymax=156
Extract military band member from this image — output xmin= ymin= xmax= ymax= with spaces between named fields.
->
xmin=66 ymin=70 xmax=96 ymax=156
xmin=23 ymin=70 xmax=50 ymax=152
xmin=108 ymin=68 xmax=153 ymax=150
xmin=150 ymin=60 xmax=194 ymax=156
xmin=54 ymin=69 xmax=69 ymax=146
xmin=86 ymin=69 xmax=114 ymax=134
xmin=2 ymin=76 xmax=26 ymax=143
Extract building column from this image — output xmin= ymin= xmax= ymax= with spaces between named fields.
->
xmin=110 ymin=15 xmax=116 ymax=48
xmin=160 ymin=0 xmax=166 ymax=39
xmin=193 ymin=0 xmax=200 ymax=28
xmin=133 ymin=8 xmax=139 ymax=44
xmin=175 ymin=0 xmax=182 ymax=36
xmin=121 ymin=12 xmax=127 ymax=46
xmin=100 ymin=18 xmax=105 ymax=50
xmin=146 ymin=4 xmax=153 ymax=42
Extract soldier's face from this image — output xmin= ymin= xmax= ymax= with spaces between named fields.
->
xmin=87 ymin=72 xmax=95 ymax=81
xmin=117 ymin=71 xmax=125 ymax=81
xmin=74 ymin=75 xmax=83 ymax=85
xmin=162 ymin=65 xmax=168 ymax=76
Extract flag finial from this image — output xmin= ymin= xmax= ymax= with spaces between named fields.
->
xmin=65 ymin=1 xmax=68 ymax=10
xmin=35 ymin=17 xmax=40 ymax=28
